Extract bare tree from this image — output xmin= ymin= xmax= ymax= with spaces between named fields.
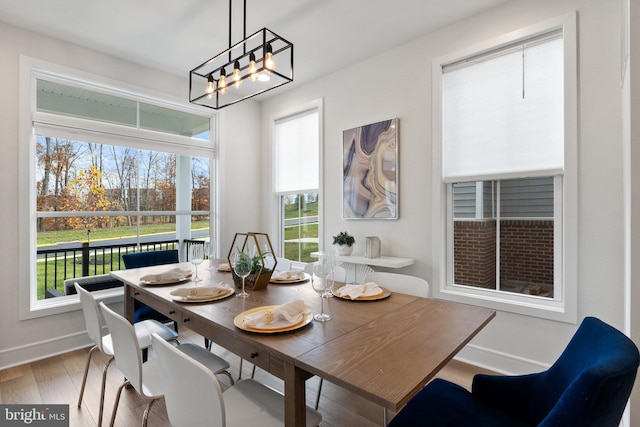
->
xmin=104 ymin=145 xmax=137 ymax=226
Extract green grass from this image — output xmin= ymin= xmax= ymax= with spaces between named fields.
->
xmin=37 ymin=220 xmax=209 ymax=246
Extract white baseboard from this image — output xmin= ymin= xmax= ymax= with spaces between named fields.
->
xmin=0 ymin=332 xmax=92 ymax=370
xmin=454 ymin=343 xmax=550 ymax=375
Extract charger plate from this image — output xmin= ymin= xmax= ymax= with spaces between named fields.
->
xmin=331 ymin=285 xmax=391 ymax=301
xmin=216 ymin=263 xmax=232 ymax=272
xmin=234 ymin=305 xmax=313 ymax=333
xmin=269 ymin=272 xmax=311 ymax=284
xmin=170 ymin=287 xmax=234 ymax=303
xmin=140 ymin=275 xmax=192 ymax=285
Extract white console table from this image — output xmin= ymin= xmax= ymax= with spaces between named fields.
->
xmin=310 ymin=252 xmax=414 ymax=283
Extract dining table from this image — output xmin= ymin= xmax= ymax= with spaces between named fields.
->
xmin=110 ymin=261 xmax=495 ymax=427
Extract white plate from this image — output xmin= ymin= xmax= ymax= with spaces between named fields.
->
xmin=140 ymin=276 xmax=192 ymax=285
xmin=331 ymin=285 xmax=391 ymax=301
xmin=234 ymin=305 xmax=313 ymax=333
xmin=170 ymin=287 xmax=234 ymax=303
xmin=269 ymin=272 xmax=310 ymax=284
xmin=216 ymin=263 xmax=232 ymax=272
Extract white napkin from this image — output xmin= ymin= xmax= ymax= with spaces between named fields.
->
xmin=271 ymin=270 xmax=306 ymax=281
xmin=336 ymin=282 xmax=383 ymax=300
xmin=140 ymin=267 xmax=192 ymax=283
xmin=243 ymin=299 xmax=309 ymax=329
xmin=171 ymin=283 xmax=231 ymax=300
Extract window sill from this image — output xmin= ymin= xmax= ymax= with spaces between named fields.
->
xmin=434 ymin=284 xmax=577 ymax=324
xmin=23 ymin=288 xmax=124 ymax=320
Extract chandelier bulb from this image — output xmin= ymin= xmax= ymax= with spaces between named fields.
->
xmin=249 ymin=52 xmax=259 ymax=81
xmin=265 ymin=43 xmax=275 ymax=71
xmin=232 ymin=60 xmax=242 ymax=89
xmin=218 ymin=67 xmax=228 ymax=94
xmin=206 ymin=74 xmax=215 ymax=95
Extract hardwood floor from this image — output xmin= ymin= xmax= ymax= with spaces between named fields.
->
xmin=0 ymin=327 xmax=496 ymax=426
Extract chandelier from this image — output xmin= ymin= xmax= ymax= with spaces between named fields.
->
xmin=189 ymin=0 xmax=294 ymax=110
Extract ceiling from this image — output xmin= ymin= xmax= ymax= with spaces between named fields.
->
xmin=0 ymin=0 xmax=509 ymax=97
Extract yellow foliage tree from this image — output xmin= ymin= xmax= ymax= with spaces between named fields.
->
xmin=65 ymin=165 xmax=111 ymax=230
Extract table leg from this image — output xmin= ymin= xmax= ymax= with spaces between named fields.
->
xmin=284 ymin=362 xmax=307 ymax=427
xmin=123 ymin=284 xmax=135 ymax=323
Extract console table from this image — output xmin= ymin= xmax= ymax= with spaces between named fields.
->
xmin=310 ymin=252 xmax=414 ymax=282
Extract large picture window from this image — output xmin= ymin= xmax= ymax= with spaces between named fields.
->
xmin=21 ymin=61 xmax=216 ymax=316
xmin=432 ymin=14 xmax=577 ymax=322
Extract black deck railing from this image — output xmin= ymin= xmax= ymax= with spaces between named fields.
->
xmin=38 ymin=239 xmax=179 ymax=298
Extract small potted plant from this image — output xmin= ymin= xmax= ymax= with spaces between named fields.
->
xmin=333 ymin=231 xmax=355 ymax=256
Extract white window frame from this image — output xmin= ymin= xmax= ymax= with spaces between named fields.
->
xmin=18 ymin=56 xmax=217 ymax=319
xmin=431 ymin=13 xmax=578 ymax=323
xmin=270 ymin=99 xmax=323 ymax=261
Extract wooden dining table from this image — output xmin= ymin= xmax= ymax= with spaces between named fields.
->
xmin=111 ymin=262 xmax=495 ymax=427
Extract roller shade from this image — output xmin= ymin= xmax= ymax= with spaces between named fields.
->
xmin=442 ymin=32 xmax=564 ymax=183
xmin=274 ymin=109 xmax=319 ymax=194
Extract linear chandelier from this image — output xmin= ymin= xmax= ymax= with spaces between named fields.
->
xmin=189 ymin=0 xmax=294 ymax=110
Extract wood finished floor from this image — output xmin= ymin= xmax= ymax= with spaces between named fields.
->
xmin=0 ymin=327 xmax=496 ymax=426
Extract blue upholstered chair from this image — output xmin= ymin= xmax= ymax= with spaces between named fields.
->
xmin=388 ymin=316 xmax=639 ymax=427
xmin=122 ymin=250 xmax=179 ymax=328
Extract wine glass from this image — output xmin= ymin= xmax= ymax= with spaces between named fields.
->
xmin=312 ymin=255 xmax=333 ymax=322
xmin=205 ymin=240 xmax=217 ymax=270
xmin=189 ymin=244 xmax=204 ymax=282
xmin=232 ymin=248 xmax=251 ymax=298
xmin=321 ymin=252 xmax=336 ymax=298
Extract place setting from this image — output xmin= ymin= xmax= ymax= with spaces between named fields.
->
xmin=170 ymin=282 xmax=235 ymax=303
xmin=234 ymin=299 xmax=313 ymax=334
xmin=215 ymin=262 xmax=232 ymax=272
xmin=269 ymin=270 xmax=310 ymax=285
xmin=138 ymin=265 xmax=193 ymax=285
xmin=332 ymin=282 xmax=391 ymax=301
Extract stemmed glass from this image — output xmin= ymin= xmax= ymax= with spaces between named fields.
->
xmin=322 ymin=251 xmax=336 ymax=298
xmin=232 ymin=248 xmax=251 ymax=298
xmin=205 ymin=240 xmax=217 ymax=270
xmin=189 ymin=244 xmax=204 ymax=282
xmin=312 ymin=255 xmax=333 ymax=322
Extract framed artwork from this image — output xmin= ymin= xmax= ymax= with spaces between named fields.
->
xmin=343 ymin=118 xmax=398 ymax=219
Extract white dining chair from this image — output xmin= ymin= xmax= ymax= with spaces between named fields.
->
xmin=75 ymin=283 xmax=179 ymax=427
xmin=274 ymin=257 xmax=292 ymax=271
xmin=99 ymin=302 xmax=234 ymax=426
xmin=364 ymin=271 xmax=430 ymax=298
xmin=332 ymin=264 xmax=347 ymax=282
xmin=303 ymin=262 xmax=347 ymax=282
xmin=151 ymin=333 xmax=322 ymax=427
xmin=99 ymin=301 xmax=166 ymax=427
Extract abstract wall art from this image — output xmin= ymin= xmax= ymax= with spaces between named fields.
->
xmin=343 ymin=118 xmax=398 ymax=219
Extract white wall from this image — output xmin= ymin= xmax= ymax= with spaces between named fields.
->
xmin=0 ymin=22 xmax=261 ymax=367
xmin=626 ymin=0 xmax=640 ymax=424
xmin=261 ymin=0 xmax=626 ymax=374
xmin=0 ymin=0 xmax=635 ymax=419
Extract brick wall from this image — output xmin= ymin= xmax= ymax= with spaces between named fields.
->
xmin=500 ymin=220 xmax=554 ymax=285
xmin=454 ymin=219 xmax=554 ymax=288
xmin=453 ymin=220 xmax=496 ymax=289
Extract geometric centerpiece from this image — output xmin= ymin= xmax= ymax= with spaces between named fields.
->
xmin=227 ymin=232 xmax=277 ymax=290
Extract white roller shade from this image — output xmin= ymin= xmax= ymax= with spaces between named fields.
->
xmin=274 ymin=109 xmax=319 ymax=194
xmin=442 ymin=34 xmax=564 ymax=183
